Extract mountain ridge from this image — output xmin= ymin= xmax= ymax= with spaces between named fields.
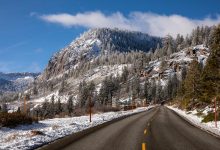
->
xmin=41 ymin=28 xmax=161 ymax=80
xmin=0 ymin=72 xmax=40 ymax=93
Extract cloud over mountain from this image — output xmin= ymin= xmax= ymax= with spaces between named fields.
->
xmin=39 ymin=11 xmax=220 ymax=37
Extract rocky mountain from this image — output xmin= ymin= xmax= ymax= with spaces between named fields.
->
xmin=4 ymin=26 xmax=214 ymax=112
xmin=0 ymin=72 xmax=40 ymax=93
xmin=143 ymin=45 xmax=209 ymax=83
xmin=42 ymin=28 xmax=161 ymax=80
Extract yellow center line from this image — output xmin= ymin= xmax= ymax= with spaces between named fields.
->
xmin=142 ymin=143 xmax=146 ymax=150
xmin=144 ymin=129 xmax=147 ymax=135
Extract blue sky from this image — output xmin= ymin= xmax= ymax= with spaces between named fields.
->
xmin=0 ymin=0 xmax=220 ymax=73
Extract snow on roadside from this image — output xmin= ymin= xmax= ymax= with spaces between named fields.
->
xmin=167 ymin=106 xmax=220 ymax=137
xmin=0 ymin=106 xmax=155 ymax=150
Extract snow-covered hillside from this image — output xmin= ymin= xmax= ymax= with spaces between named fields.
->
xmin=41 ymin=28 xmax=161 ymax=80
xmin=0 ymin=106 xmax=155 ymax=150
xmin=0 ymin=73 xmax=39 ymax=93
xmin=30 ymin=64 xmax=129 ymax=107
xmin=144 ymin=44 xmax=209 ymax=84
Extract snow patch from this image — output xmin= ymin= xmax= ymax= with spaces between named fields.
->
xmin=0 ymin=106 xmax=155 ymax=150
xmin=167 ymin=106 xmax=220 ymax=137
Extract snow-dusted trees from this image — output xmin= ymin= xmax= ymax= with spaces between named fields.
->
xmin=55 ymin=98 xmax=62 ymax=114
xmin=131 ymin=75 xmax=141 ymax=98
xmin=68 ymin=51 xmax=153 ymax=80
xmin=59 ymin=79 xmax=66 ymax=94
xmin=1 ymin=103 xmax=7 ymax=113
xmin=162 ymin=73 xmax=180 ymax=101
xmin=67 ymin=95 xmax=73 ymax=115
xmin=166 ymin=76 xmax=173 ymax=100
xmin=155 ymin=81 xmax=163 ymax=102
xmin=96 ymin=28 xmax=161 ymax=53
xmin=176 ymin=34 xmax=184 ymax=51
xmin=148 ymin=79 xmax=156 ymax=102
xmin=50 ymin=95 xmax=55 ymax=117
xmin=78 ymin=81 xmax=95 ymax=108
xmin=200 ymin=24 xmax=220 ymax=102
xmin=160 ymin=58 xmax=167 ymax=72
xmin=144 ymin=80 xmax=150 ymax=101
xmin=120 ymin=67 xmax=129 ymax=83
xmin=191 ymin=26 xmax=213 ymax=46
xmin=98 ymin=75 xmax=120 ymax=105
xmin=41 ymin=100 xmax=50 ymax=118
xmin=162 ymin=35 xmax=175 ymax=56
xmin=181 ymin=65 xmax=187 ymax=81
xmin=183 ymin=60 xmax=202 ymax=100
xmin=148 ymin=25 xmax=215 ymax=63
xmin=32 ymin=80 xmax=38 ymax=95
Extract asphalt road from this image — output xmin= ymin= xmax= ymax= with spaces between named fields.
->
xmin=44 ymin=106 xmax=220 ymax=150
xmin=147 ymin=106 xmax=220 ymax=150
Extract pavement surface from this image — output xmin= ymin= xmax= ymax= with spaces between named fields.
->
xmin=147 ymin=106 xmax=220 ymax=150
xmin=44 ymin=106 xmax=220 ymax=150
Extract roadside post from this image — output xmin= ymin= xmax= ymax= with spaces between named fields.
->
xmin=89 ymin=95 xmax=92 ymax=122
xmin=23 ymin=95 xmax=27 ymax=115
xmin=214 ymin=97 xmax=218 ymax=128
xmin=89 ymin=91 xmax=97 ymax=123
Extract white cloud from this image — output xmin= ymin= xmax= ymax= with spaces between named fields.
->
xmin=39 ymin=11 xmax=220 ymax=37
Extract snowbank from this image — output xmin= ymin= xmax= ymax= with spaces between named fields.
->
xmin=0 ymin=106 xmax=154 ymax=150
xmin=167 ymin=106 xmax=220 ymax=137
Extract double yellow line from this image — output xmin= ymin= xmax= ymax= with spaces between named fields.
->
xmin=142 ymin=143 xmax=146 ymax=150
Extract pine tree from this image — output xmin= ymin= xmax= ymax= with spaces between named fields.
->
xmin=149 ymin=79 xmax=156 ymax=102
xmin=192 ymin=27 xmax=200 ymax=46
xmin=59 ymin=79 xmax=65 ymax=94
xmin=79 ymin=81 xmax=88 ymax=107
xmin=167 ymin=44 xmax=173 ymax=57
xmin=67 ymin=96 xmax=73 ymax=115
xmin=56 ymin=98 xmax=62 ymax=114
xmin=160 ymin=58 xmax=167 ymax=72
xmin=144 ymin=80 xmax=149 ymax=101
xmin=32 ymin=80 xmax=38 ymax=95
xmin=121 ymin=67 xmax=129 ymax=83
xmin=50 ymin=95 xmax=55 ymax=116
xmin=42 ymin=99 xmax=50 ymax=118
xmin=132 ymin=75 xmax=141 ymax=98
xmin=156 ymin=81 xmax=162 ymax=102
xmin=181 ymin=65 xmax=187 ymax=81
xmin=184 ymin=60 xmax=202 ymax=100
xmin=201 ymin=24 xmax=220 ymax=102
xmin=2 ymin=103 xmax=7 ymax=113
xmin=166 ymin=76 xmax=173 ymax=100
xmin=171 ymin=73 xmax=179 ymax=98
xmin=17 ymin=107 xmax=21 ymax=113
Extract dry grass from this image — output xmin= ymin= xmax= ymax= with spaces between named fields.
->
xmin=30 ymin=130 xmax=44 ymax=137
xmin=52 ymin=125 xmax=61 ymax=130
xmin=4 ymin=133 xmax=19 ymax=142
